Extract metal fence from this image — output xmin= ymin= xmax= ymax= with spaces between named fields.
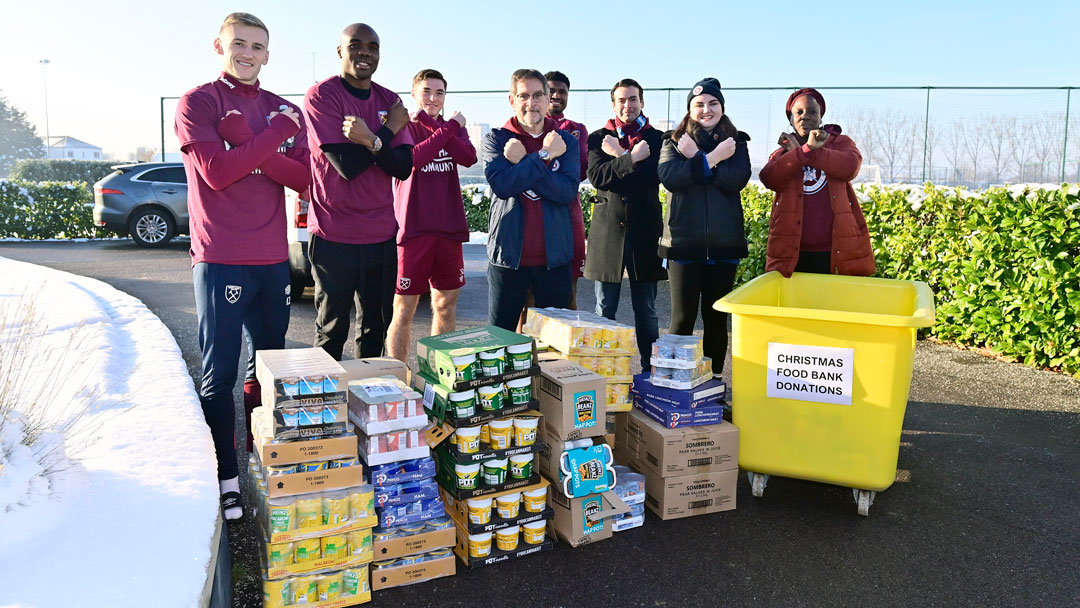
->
xmin=160 ymin=86 xmax=1077 ymax=187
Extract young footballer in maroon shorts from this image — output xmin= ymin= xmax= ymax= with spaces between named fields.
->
xmin=386 ymin=69 xmax=477 ymax=361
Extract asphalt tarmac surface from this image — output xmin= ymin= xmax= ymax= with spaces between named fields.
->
xmin=2 ymin=240 xmax=1077 ymax=608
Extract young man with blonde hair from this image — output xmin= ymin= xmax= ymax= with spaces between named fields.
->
xmin=175 ymin=12 xmax=310 ymax=520
xmin=386 ymin=69 xmax=477 ymax=361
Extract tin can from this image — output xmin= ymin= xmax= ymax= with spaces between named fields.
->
xmin=265 ymin=542 xmax=293 ymax=568
xmin=317 ymin=571 xmax=344 ymax=601
xmin=294 ymin=496 xmax=322 ymax=529
xmin=290 ymin=575 xmax=317 ymax=604
xmin=346 ymin=529 xmax=372 ymax=556
xmin=371 ymin=559 xmax=398 ymax=570
xmin=262 ymin=577 xmax=290 ymax=608
xmin=349 ymin=487 xmax=374 ymax=521
xmin=372 ymin=526 xmax=398 ymax=542
xmin=399 ymin=524 xmax=426 ymax=536
xmin=266 ymin=464 xmax=297 ymax=476
xmin=342 ymin=565 xmax=369 ymax=596
xmin=328 ymin=457 xmax=357 ymax=469
xmin=297 ymin=461 xmax=327 ymax=473
xmin=293 ymin=537 xmax=321 ymax=563
xmin=266 ymin=497 xmax=295 ymax=533
xmin=321 ymin=534 xmax=348 ymax=560
xmin=426 ymin=517 xmax=452 ymax=531
xmin=322 ymin=491 xmax=349 ymax=526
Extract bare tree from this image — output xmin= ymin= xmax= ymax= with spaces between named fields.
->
xmin=873 ymin=108 xmax=915 ymax=183
xmin=1030 ymin=112 xmax=1064 ymax=182
xmin=924 ymin=121 xmax=942 ymax=182
xmin=944 ymin=119 xmax=968 ymax=185
xmin=982 ymin=116 xmax=1013 ymax=185
xmin=1008 ymin=119 xmax=1034 ymax=183
xmin=959 ymin=119 xmax=986 ymax=186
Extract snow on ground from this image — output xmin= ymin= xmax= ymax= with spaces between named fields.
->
xmin=468 ymin=231 xmax=488 ymax=245
xmin=0 ymin=256 xmax=217 ymax=608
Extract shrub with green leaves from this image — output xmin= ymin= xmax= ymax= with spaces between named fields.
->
xmin=0 ymin=180 xmax=102 ymax=239
xmin=10 ymin=159 xmax=118 ymax=186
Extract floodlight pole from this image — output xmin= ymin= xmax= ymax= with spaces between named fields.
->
xmin=40 ymin=59 xmax=51 ymax=159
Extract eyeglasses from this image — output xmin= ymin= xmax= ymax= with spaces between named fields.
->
xmin=515 ymin=92 xmax=548 ymax=102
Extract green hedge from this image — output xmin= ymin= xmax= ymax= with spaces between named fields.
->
xmin=10 ymin=159 xmax=117 ymax=186
xmin=861 ymin=183 xmax=1079 ymax=376
xmin=0 ymin=180 xmax=103 ymax=239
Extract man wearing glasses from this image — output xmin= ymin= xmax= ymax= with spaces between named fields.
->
xmin=482 ymin=69 xmax=580 ymax=330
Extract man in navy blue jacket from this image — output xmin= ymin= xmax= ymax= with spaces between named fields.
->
xmin=483 ymin=69 xmax=580 ymax=330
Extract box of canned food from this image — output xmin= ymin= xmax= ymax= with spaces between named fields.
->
xmin=347 ymin=377 xmax=427 ymax=435
xmin=413 ymin=370 xmax=538 ymax=427
xmin=262 ymin=564 xmax=370 ymax=607
xmin=368 ymin=457 xmax=436 ymax=487
xmin=441 ymin=479 xmax=554 ymax=535
xmin=369 ymin=553 xmax=455 ymax=591
xmin=371 ymin=517 xmax=455 ymax=561
xmin=522 ymin=308 xmax=637 ymax=356
xmin=258 ymin=486 xmax=377 ymax=544
xmin=260 ymin=454 xmax=366 ymax=499
xmin=357 ymin=428 xmax=430 ymax=467
xmin=416 ymin=326 xmax=538 ymax=392
xmin=256 ymin=348 xmax=349 ymax=408
xmin=253 ymin=408 xmax=358 ymax=466
xmin=263 ymin=528 xmax=373 ymax=580
xmin=451 ymin=516 xmax=554 ymax=568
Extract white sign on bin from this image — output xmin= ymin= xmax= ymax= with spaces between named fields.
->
xmin=766 ymin=343 xmax=854 ymax=406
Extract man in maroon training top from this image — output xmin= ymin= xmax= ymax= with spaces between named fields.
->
xmin=386 ymin=69 xmax=477 ymax=362
xmin=545 ymin=71 xmax=589 ymax=304
xmin=303 ymin=23 xmax=414 ymax=360
xmin=175 ymin=12 xmax=310 ymax=520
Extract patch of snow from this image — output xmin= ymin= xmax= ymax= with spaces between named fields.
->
xmin=0 ymin=256 xmax=217 ymax=608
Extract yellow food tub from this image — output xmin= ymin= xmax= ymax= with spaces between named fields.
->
xmin=714 ymin=272 xmax=934 ymax=513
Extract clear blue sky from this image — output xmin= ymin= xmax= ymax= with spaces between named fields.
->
xmin=0 ymin=0 xmax=1074 ymax=158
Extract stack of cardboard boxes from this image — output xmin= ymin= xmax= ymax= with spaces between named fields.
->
xmin=535 ymin=358 xmax=631 ymax=546
xmin=615 ymin=408 xmax=739 ymax=521
xmin=522 ymin=308 xmax=636 ymax=415
xmin=252 ymin=348 xmax=376 ymax=607
xmin=345 ymin=359 xmax=455 ymax=591
xmin=414 ymin=326 xmax=555 ymax=568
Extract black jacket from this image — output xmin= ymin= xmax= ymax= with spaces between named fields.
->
xmin=657 ymin=129 xmax=751 ymax=260
xmin=584 ymin=125 xmax=667 ymax=283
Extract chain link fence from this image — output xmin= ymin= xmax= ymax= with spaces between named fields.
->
xmin=161 ymin=86 xmax=1077 ymax=187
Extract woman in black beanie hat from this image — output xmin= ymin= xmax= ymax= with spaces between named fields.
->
xmin=656 ymin=78 xmax=752 ymax=376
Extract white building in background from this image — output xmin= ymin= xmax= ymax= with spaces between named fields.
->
xmin=460 ymin=122 xmax=491 ymax=184
xmin=42 ymin=136 xmax=102 ymax=160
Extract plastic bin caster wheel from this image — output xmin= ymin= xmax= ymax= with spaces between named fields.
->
xmin=748 ymin=472 xmax=769 ymax=498
xmin=853 ymin=489 xmax=876 ymax=516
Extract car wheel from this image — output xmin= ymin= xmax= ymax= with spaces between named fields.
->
xmin=128 ymin=207 xmax=175 ymax=248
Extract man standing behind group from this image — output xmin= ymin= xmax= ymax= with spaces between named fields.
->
xmin=175 ymin=12 xmax=310 ymax=519
xmin=544 ymin=71 xmax=588 ymax=306
xmin=386 ymin=70 xmax=477 ymax=361
xmin=585 ymin=79 xmax=665 ymax=370
xmin=304 ymin=23 xmax=413 ymax=360
xmin=485 ymin=69 xmax=580 ymax=330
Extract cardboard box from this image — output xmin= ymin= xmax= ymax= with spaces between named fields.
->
xmin=263 ymin=465 xmax=365 ymax=498
xmin=371 ymin=555 xmax=455 ymax=591
xmin=372 ymin=526 xmax=455 ymax=561
xmin=451 ymin=520 xmax=554 ymax=567
xmin=634 ymin=395 xmax=725 ymax=429
xmin=252 ymin=407 xmax=358 ymax=465
xmin=631 ymin=372 xmax=726 ymax=409
xmin=255 ymin=348 xmax=348 ymax=408
xmin=617 ymin=409 xmax=738 ymax=477
xmin=535 ymin=427 xmax=614 ymax=497
xmin=414 ymin=370 xmax=538 ymax=426
xmin=339 ymin=357 xmax=408 ymax=384
xmin=263 ymin=578 xmax=370 ymax=608
xmin=441 ymin=479 xmax=551 ymax=534
xmin=548 ymin=490 xmax=629 ymax=547
xmin=636 ymin=466 xmax=738 ymax=520
xmin=416 ymin=325 xmax=536 ymax=391
xmin=537 ymin=359 xmax=606 ymax=441
xmin=264 ymin=545 xmax=373 ymax=580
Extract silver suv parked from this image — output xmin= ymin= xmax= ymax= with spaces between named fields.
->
xmin=93 ymin=163 xmax=190 ymax=247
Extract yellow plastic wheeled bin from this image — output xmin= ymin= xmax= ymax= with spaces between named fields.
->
xmin=714 ymin=271 xmax=934 ymax=516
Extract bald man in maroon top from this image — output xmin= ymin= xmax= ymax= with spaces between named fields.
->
xmin=303 ymin=23 xmax=414 ymax=361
